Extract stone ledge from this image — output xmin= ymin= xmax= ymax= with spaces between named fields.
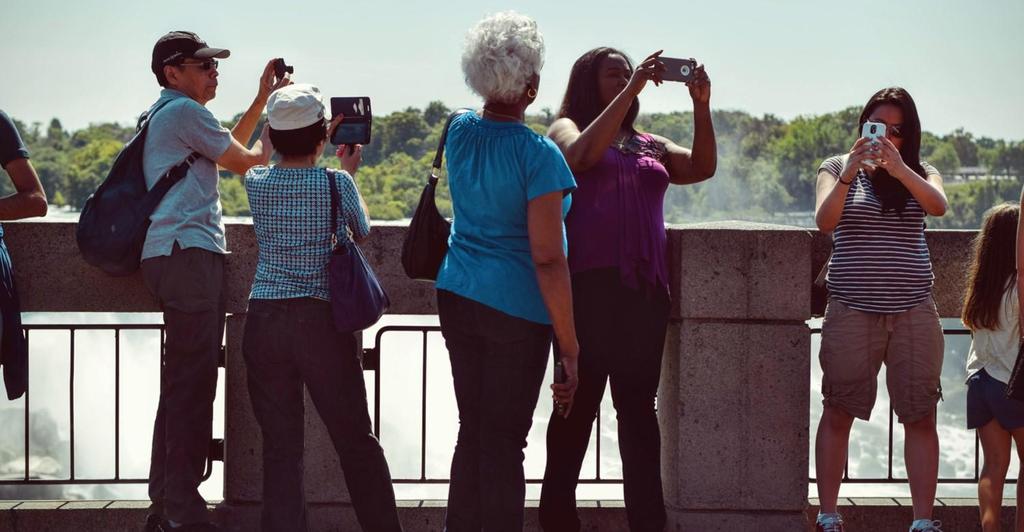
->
xmin=2 ymin=221 xmax=973 ymax=317
xmin=3 ymin=499 xmax=1007 ymax=531
xmin=806 ymin=498 xmax=1009 ymax=531
xmin=0 ymin=499 xmax=628 ymax=531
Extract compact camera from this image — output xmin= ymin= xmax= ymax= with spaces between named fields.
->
xmin=273 ymin=58 xmax=294 ymax=79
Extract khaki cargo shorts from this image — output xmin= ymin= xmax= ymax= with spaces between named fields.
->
xmin=819 ymin=297 xmax=944 ymax=423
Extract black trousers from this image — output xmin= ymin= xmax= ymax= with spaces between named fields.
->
xmin=141 ymin=244 xmax=225 ymax=525
xmin=437 ymin=289 xmax=552 ymax=532
xmin=539 ymin=268 xmax=670 ymax=532
xmin=243 ymin=297 xmax=402 ymax=532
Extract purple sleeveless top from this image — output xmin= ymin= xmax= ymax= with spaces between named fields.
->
xmin=565 ymin=133 xmax=670 ymax=293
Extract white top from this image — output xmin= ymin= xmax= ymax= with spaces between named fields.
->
xmin=966 ymin=283 xmax=1022 ymax=384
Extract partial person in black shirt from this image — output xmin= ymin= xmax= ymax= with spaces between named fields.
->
xmin=0 ymin=109 xmax=48 ymax=401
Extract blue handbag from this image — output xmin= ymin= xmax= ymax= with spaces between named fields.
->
xmin=326 ymin=170 xmax=389 ymax=333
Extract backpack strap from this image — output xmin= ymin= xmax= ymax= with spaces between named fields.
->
xmin=135 ymin=98 xmax=178 ymax=133
xmin=137 ymin=98 xmax=202 ymax=184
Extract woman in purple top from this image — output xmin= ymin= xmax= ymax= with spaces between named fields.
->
xmin=539 ymin=47 xmax=716 ymax=532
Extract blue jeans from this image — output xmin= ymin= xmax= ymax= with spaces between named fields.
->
xmin=243 ymin=297 xmax=402 ymax=532
xmin=437 ymin=290 xmax=552 ymax=532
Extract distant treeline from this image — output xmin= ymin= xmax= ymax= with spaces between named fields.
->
xmin=4 ymin=102 xmax=1022 ymax=229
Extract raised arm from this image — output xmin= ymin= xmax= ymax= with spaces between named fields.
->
xmin=217 ymin=59 xmax=292 ymax=175
xmin=216 ymin=126 xmax=272 ymax=175
xmin=876 ymin=137 xmax=948 ymax=216
xmin=231 ymin=58 xmax=291 ymax=144
xmin=649 ymin=63 xmax=716 ymax=184
xmin=815 ymin=139 xmax=874 ymax=233
xmin=548 ymin=51 xmax=665 ymax=174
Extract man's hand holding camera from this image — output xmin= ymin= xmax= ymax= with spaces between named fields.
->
xmin=256 ymin=57 xmax=293 ymax=106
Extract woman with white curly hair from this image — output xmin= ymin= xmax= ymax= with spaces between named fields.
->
xmin=435 ymin=11 xmax=579 ymax=531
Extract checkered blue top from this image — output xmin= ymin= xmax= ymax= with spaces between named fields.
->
xmin=245 ymin=166 xmax=370 ymax=301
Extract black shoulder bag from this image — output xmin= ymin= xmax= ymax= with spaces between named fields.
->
xmin=400 ymin=109 xmax=471 ymax=281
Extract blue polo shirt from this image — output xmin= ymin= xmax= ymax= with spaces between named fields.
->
xmin=436 ymin=112 xmax=576 ymax=324
xmin=141 ymin=89 xmax=233 ymax=260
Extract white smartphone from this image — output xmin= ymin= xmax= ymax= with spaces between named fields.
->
xmin=861 ymin=121 xmax=886 ymax=167
xmin=861 ymin=121 xmax=886 ymax=140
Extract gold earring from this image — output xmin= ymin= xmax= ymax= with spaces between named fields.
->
xmin=527 ymin=87 xmax=538 ymax=99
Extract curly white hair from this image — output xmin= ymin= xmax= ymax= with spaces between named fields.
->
xmin=461 ymin=11 xmax=545 ymax=104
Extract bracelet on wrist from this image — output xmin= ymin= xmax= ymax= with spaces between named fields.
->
xmin=838 ymin=176 xmax=853 ymax=185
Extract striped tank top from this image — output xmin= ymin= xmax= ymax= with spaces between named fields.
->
xmin=820 ymin=155 xmax=940 ymax=313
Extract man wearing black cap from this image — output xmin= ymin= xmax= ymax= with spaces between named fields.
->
xmin=142 ymin=30 xmax=289 ymax=532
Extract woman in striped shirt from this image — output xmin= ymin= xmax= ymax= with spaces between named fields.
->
xmin=812 ymin=87 xmax=949 ymax=532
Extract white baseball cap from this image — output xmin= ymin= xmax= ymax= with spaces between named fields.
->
xmin=266 ymin=83 xmax=328 ymax=131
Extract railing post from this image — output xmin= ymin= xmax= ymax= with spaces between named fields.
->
xmin=659 ymin=222 xmax=812 ymax=530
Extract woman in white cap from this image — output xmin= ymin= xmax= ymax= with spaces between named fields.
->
xmin=241 ymin=83 xmax=403 ymax=532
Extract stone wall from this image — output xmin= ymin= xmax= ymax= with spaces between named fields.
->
xmin=0 ymin=221 xmax=978 ymax=531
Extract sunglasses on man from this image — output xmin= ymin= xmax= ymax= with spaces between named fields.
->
xmin=176 ymin=59 xmax=219 ymax=71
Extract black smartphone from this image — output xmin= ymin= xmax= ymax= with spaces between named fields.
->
xmin=273 ymin=58 xmax=294 ymax=79
xmin=330 ymin=97 xmax=372 ymax=147
xmin=660 ymin=57 xmax=697 ymax=83
xmin=553 ymin=360 xmax=566 ymax=416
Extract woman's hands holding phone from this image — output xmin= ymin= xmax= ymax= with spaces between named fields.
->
xmin=326 ymin=115 xmax=361 ymax=175
xmin=627 ymin=50 xmax=667 ymax=97
xmin=842 ymin=137 xmax=879 ymax=181
xmin=874 ymin=137 xmax=910 ymax=177
xmin=686 ymin=62 xmax=711 ymax=104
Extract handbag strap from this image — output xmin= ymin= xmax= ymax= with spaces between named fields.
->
xmin=429 ymin=108 xmax=474 ymax=184
xmin=326 ymin=168 xmax=340 ymax=244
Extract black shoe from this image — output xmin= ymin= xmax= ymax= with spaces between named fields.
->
xmin=144 ymin=514 xmax=168 ymax=532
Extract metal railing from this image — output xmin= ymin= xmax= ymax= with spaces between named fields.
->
xmin=366 ymin=325 xmax=620 ymax=485
xmin=2 ymin=321 xmax=988 ymax=491
xmin=0 ymin=323 xmax=220 ymax=486
xmin=807 ymin=327 xmax=995 ymax=485
xmin=1 ymin=321 xmax=619 ymax=489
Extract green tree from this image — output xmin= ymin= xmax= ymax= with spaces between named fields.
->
xmin=928 ymin=142 xmax=961 ymax=177
xmin=946 ymin=128 xmax=978 ymax=167
xmin=64 ymin=139 xmax=123 ymax=207
xmin=219 ymin=177 xmax=250 ymax=216
xmin=423 ymin=101 xmax=451 ymax=126
xmin=45 ymin=118 xmax=68 ymax=150
xmin=766 ymin=106 xmax=859 ymax=210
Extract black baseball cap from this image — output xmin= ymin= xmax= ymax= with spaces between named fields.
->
xmin=151 ymin=31 xmax=230 ymax=75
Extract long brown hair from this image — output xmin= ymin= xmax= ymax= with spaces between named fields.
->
xmin=858 ymin=87 xmax=926 ymax=214
xmin=557 ymin=47 xmax=639 ymax=132
xmin=962 ymin=202 xmax=1020 ymax=331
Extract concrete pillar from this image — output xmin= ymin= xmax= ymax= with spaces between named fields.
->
xmin=659 ymin=222 xmax=812 ymax=530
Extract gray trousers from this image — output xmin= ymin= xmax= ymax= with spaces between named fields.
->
xmin=141 ymin=244 xmax=225 ymax=525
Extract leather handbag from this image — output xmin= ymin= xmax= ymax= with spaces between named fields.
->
xmin=401 ymin=109 xmax=471 ymax=281
xmin=326 ymin=170 xmax=389 ymax=333
xmin=1005 ymin=343 xmax=1024 ymax=401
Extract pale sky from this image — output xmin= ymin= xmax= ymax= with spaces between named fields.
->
xmin=2 ymin=0 xmax=1022 ymax=140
